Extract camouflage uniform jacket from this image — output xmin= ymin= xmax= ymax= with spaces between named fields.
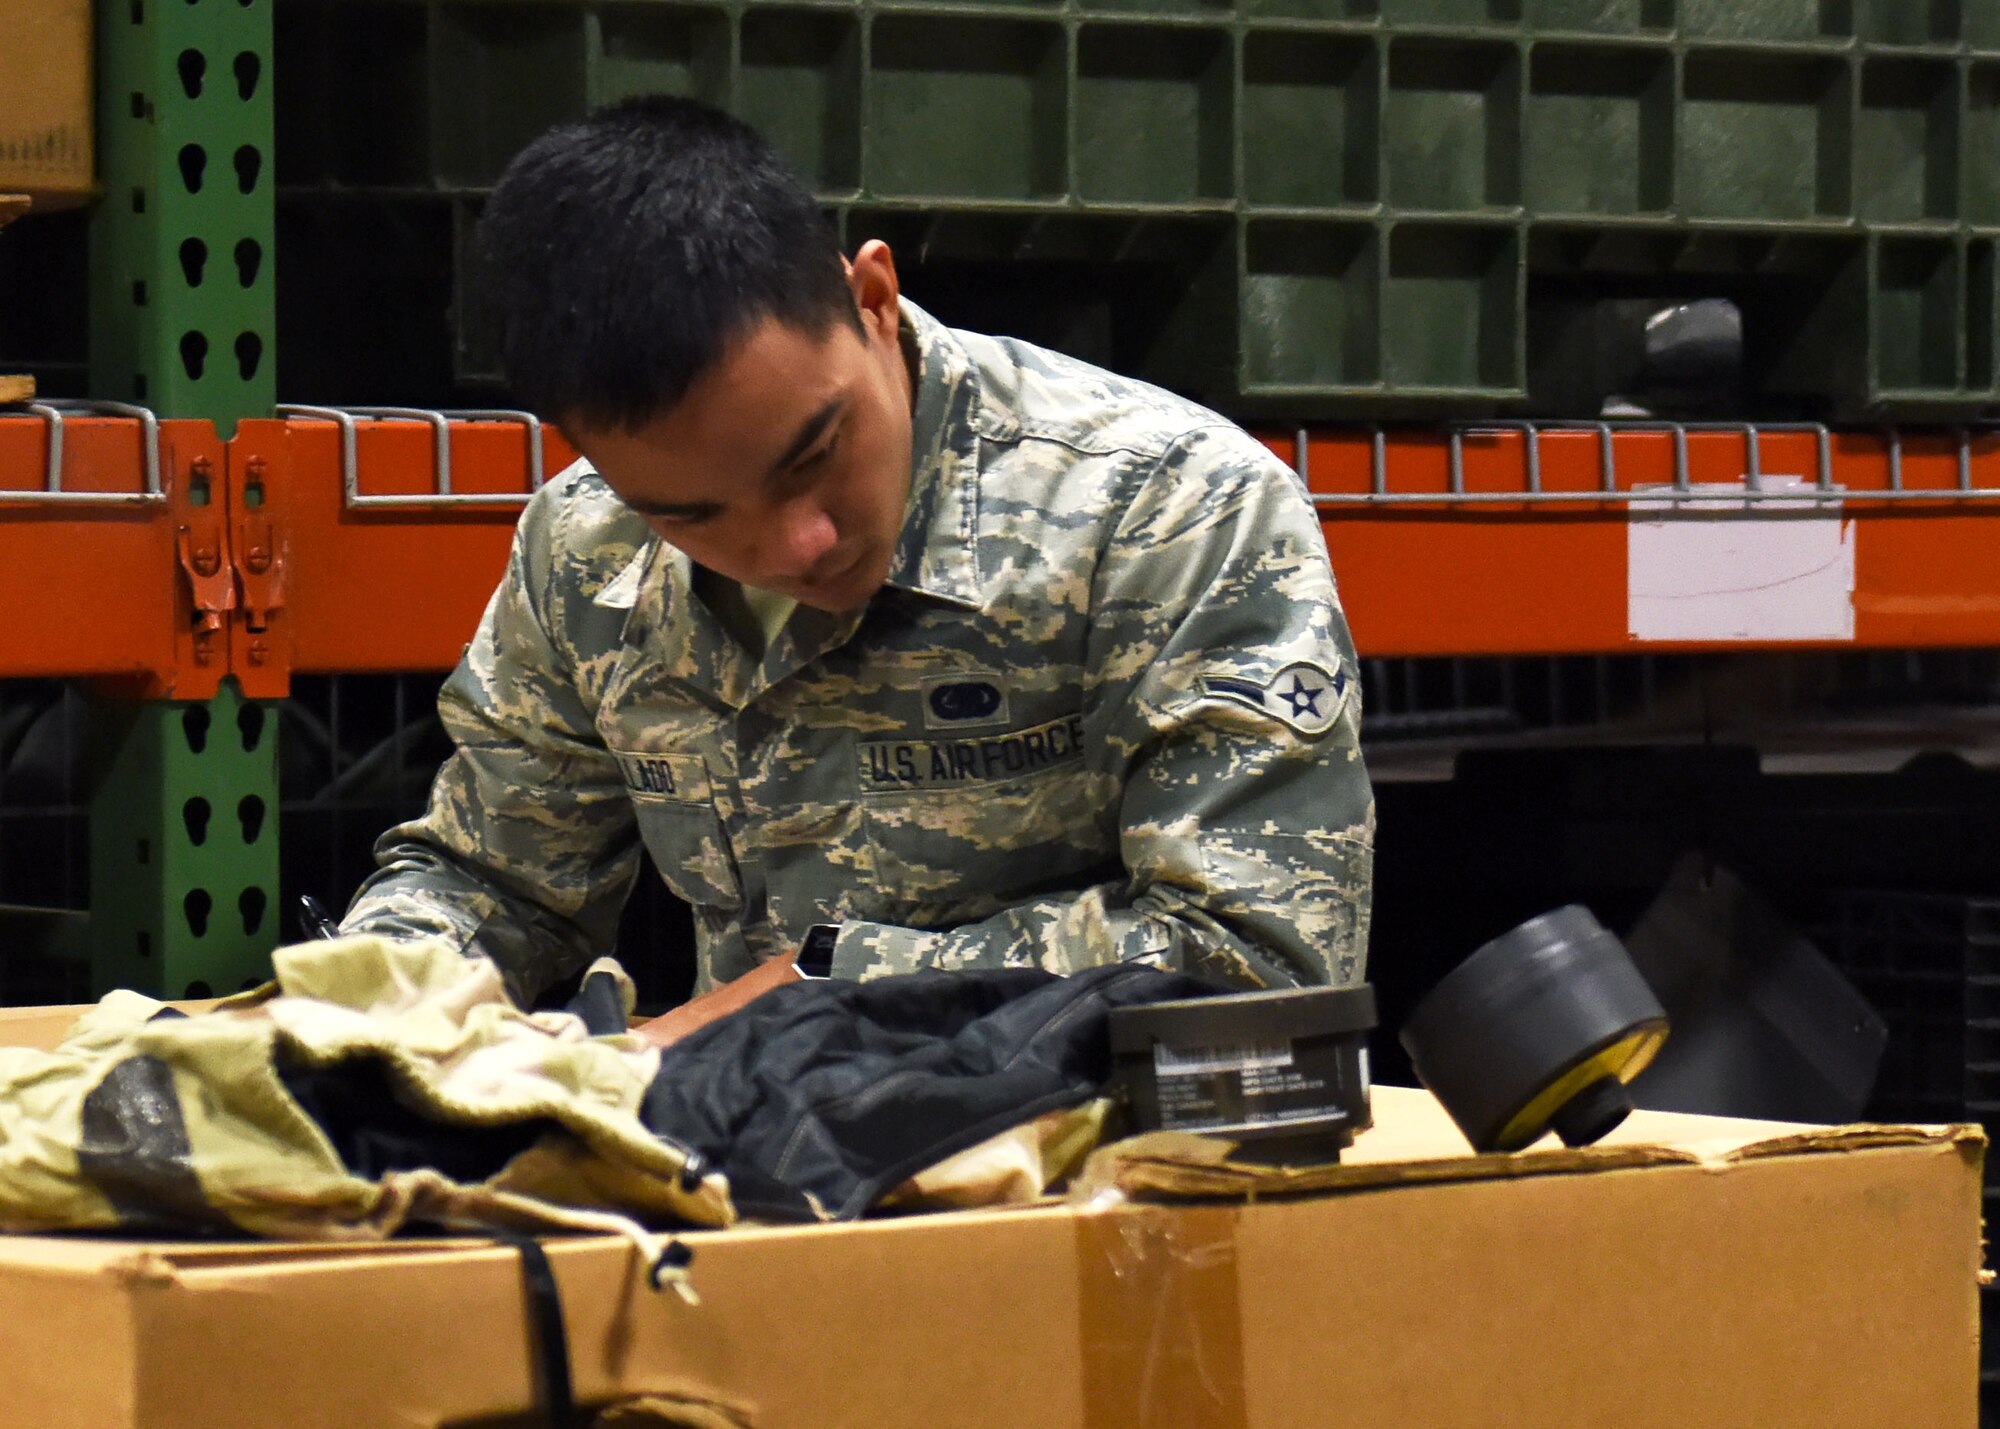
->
xmin=343 ymin=301 xmax=1375 ymax=1003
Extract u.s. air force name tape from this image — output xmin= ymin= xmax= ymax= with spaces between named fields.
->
xmin=1200 ymin=661 xmax=1350 ymax=737
xmin=860 ymin=713 xmax=1086 ymax=791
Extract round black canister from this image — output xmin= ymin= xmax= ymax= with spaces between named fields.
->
xmin=1400 ymin=905 xmax=1669 ymax=1153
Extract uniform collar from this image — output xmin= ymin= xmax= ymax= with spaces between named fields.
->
xmin=881 ymin=299 xmax=984 ymax=612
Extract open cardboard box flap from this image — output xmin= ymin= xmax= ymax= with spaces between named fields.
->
xmin=0 ymin=1004 xmax=1984 ymax=1427
xmin=1079 ymin=1083 xmax=1983 ymax=1202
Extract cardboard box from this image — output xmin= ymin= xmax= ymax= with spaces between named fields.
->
xmin=0 ymin=0 xmax=93 ymax=207
xmin=0 ymin=998 xmax=218 ymax=1052
xmin=0 ymin=1013 xmax=1983 ymax=1427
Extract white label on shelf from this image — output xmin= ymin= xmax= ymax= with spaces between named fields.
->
xmin=1627 ymin=478 xmax=1855 ymax=643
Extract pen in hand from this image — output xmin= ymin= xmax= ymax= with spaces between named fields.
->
xmin=297 ymin=895 xmax=341 ymax=941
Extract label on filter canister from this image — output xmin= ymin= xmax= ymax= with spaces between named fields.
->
xmin=1153 ymin=1041 xmax=1294 ymax=1076
xmin=1152 ymin=1036 xmax=1349 ymax=1132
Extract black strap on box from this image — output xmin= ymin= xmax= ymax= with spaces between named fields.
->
xmin=498 ymin=1232 xmax=579 ymax=1429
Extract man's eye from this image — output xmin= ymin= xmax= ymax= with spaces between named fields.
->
xmin=772 ymin=433 xmax=840 ymax=498
xmin=642 ymin=508 xmax=714 ymax=528
xmin=801 ymin=429 xmax=841 ymax=471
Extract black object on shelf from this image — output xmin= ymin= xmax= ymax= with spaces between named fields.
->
xmin=1626 ymin=853 xmax=1887 ymax=1126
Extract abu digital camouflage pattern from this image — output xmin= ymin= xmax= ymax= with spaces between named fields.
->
xmin=344 ymin=302 xmax=1374 ymax=1003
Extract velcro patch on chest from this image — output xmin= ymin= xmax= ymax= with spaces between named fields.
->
xmin=921 ymin=672 xmax=1011 ymax=731
xmin=860 ymin=713 xmax=1086 ymax=792
xmin=1201 ymin=660 xmax=1351 ymax=737
xmin=610 ymin=749 xmax=711 ymax=803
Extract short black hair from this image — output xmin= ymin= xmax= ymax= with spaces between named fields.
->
xmin=475 ymin=96 xmax=858 ymax=432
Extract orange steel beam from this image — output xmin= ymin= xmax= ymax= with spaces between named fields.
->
xmin=267 ymin=412 xmax=579 ymax=680
xmin=1266 ymin=426 xmax=2000 ymax=657
xmin=273 ymin=418 xmax=2000 ymax=670
xmin=9 ymin=415 xmax=2000 ymax=692
xmin=0 ymin=410 xmax=230 ymax=697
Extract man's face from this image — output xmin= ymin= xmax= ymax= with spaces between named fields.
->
xmin=568 ymin=242 xmax=916 ymax=614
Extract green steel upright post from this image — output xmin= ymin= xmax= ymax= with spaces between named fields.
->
xmin=82 ymin=0 xmax=279 ymax=997
xmin=90 ymin=0 xmax=276 ymax=426
xmin=87 ymin=681 xmax=281 ymax=999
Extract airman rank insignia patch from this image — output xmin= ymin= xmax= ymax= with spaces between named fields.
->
xmin=1202 ymin=661 xmax=1349 ymax=736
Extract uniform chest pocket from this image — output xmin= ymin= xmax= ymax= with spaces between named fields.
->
xmin=858 ymin=722 xmax=1110 ymax=912
xmin=614 ymin=748 xmax=743 ymax=911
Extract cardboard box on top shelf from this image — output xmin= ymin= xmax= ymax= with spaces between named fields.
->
xmin=0 ymin=1003 xmax=1982 ymax=1428
xmin=0 ymin=195 xmax=35 ymax=402
xmin=0 ymin=0 xmax=93 ymax=208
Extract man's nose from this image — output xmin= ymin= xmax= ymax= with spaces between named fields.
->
xmin=761 ymin=500 xmax=840 ymax=582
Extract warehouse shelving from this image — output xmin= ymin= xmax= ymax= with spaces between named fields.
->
xmin=8 ymin=407 xmax=2000 ymax=687
xmin=269 ymin=0 xmax=2000 ymax=417
xmin=262 ymin=406 xmax=574 ymax=676
xmin=1276 ymin=421 xmax=2000 ymax=655
xmin=0 ymin=407 xmax=574 ymax=688
xmin=91 ymin=0 xmax=275 ymax=422
xmin=0 ymin=402 xmax=215 ymax=695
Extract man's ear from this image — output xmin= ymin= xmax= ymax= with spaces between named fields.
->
xmin=846 ymin=239 xmax=902 ymax=340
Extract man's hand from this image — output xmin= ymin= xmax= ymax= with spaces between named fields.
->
xmin=634 ymin=952 xmax=800 ymax=1049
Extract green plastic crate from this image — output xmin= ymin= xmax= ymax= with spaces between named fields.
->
xmin=271 ymin=0 xmax=2000 ymax=415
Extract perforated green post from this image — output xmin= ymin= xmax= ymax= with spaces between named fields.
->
xmin=90 ymin=0 xmax=276 ymax=429
xmin=86 ymin=681 xmax=280 ymax=999
xmin=82 ymin=0 xmax=280 ymax=996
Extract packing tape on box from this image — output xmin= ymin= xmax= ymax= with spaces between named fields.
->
xmin=1074 ymin=1200 xmax=1248 ymax=1429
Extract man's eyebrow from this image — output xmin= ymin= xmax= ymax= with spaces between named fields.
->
xmin=624 ymin=496 xmax=724 ymax=521
xmin=768 ymin=397 xmax=844 ymax=477
xmin=617 ymin=398 xmax=842 ymax=519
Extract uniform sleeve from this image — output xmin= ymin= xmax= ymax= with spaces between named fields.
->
xmin=832 ymin=425 xmax=1374 ymax=990
xmin=338 ymin=487 xmax=642 ymax=1005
